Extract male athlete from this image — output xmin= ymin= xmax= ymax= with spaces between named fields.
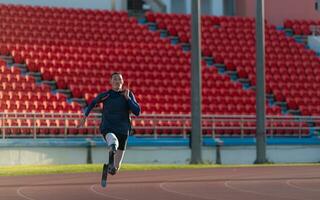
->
xmin=79 ymin=72 xmax=141 ymax=187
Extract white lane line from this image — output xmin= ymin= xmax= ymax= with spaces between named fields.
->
xmin=16 ymin=187 xmax=36 ymax=200
xmin=224 ymin=180 xmax=312 ymax=200
xmin=89 ymin=184 xmax=129 ymax=200
xmin=159 ymin=182 xmax=218 ymax=200
xmin=158 ymin=170 xmax=258 ymax=200
xmin=286 ymin=180 xmax=320 ymax=192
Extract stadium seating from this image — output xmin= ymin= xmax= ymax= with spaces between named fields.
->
xmin=146 ymin=12 xmax=320 ymax=117
xmin=284 ymin=19 xmax=320 ymax=35
xmin=0 ymin=64 xmax=71 ymax=112
xmin=0 ymin=60 xmax=85 ymax=136
xmin=0 ymin=4 xmax=313 ymax=137
xmin=1 ymin=5 xmax=279 ymax=115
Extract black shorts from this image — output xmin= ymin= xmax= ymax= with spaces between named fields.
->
xmin=102 ymin=133 xmax=128 ymax=151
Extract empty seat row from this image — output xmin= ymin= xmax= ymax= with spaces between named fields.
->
xmin=284 ymin=19 xmax=320 ymax=35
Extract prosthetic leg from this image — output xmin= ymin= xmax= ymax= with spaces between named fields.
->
xmin=101 ymin=133 xmax=119 ymax=187
xmin=108 ymin=143 xmax=117 ymax=175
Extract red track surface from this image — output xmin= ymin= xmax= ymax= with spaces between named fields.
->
xmin=1 ymin=166 xmax=319 ymax=200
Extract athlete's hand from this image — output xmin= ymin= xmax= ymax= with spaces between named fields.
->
xmin=123 ymin=82 xmax=130 ymax=100
xmin=78 ymin=117 xmax=87 ymax=128
xmin=123 ymin=88 xmax=130 ymax=100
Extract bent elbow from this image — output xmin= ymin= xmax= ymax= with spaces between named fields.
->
xmin=133 ymin=107 xmax=141 ymax=116
xmin=135 ymin=109 xmax=141 ymax=116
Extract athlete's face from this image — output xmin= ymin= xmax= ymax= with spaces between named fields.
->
xmin=110 ymin=74 xmax=124 ymax=91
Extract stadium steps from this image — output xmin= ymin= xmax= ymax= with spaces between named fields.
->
xmin=0 ymin=55 xmax=14 ymax=65
xmin=0 ymin=52 xmax=85 ymax=109
xmin=141 ymin=13 xmax=292 ymax=115
xmin=12 ymin=63 xmax=28 ymax=74
xmin=277 ymin=23 xmax=320 ymax=131
xmin=141 ymin=13 xmax=255 ymax=90
xmin=276 ymin=27 xmax=319 ymax=116
xmin=141 ymin=13 xmax=314 ymax=138
xmin=1 ymin=54 xmax=29 ymax=74
xmin=283 ymin=27 xmax=308 ymax=45
xmin=15 ymin=56 xmax=86 ymax=107
xmin=283 ymin=26 xmax=319 ymax=56
xmin=284 ymin=26 xmax=320 ymax=128
xmin=141 ymin=15 xmax=247 ymax=84
xmin=0 ymin=3 xmax=312 ymax=137
xmin=0 ymin=55 xmax=30 ymax=76
xmin=140 ymin=18 xmax=191 ymax=51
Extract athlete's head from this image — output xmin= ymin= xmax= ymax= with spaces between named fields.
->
xmin=110 ymin=72 xmax=124 ymax=92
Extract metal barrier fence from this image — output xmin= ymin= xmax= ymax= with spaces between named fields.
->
xmin=0 ymin=112 xmax=317 ymax=139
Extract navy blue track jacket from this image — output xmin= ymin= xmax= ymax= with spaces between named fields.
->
xmin=84 ymin=90 xmax=141 ymax=135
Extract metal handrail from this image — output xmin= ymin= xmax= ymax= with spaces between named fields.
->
xmin=0 ymin=112 xmax=318 ymax=139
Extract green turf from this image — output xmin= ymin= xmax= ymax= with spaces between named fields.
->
xmin=0 ymin=163 xmax=319 ymax=176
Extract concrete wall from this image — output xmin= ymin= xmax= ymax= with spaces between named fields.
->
xmin=236 ymin=0 xmax=320 ymax=26
xmin=308 ymin=36 xmax=320 ymax=54
xmin=171 ymin=0 xmax=186 ymax=14
xmin=0 ymin=0 xmax=127 ymax=10
xmin=160 ymin=0 xmax=223 ymax=15
xmin=0 ymin=0 xmax=225 ymax=15
xmin=0 ymin=147 xmax=87 ymax=165
xmin=1 ymin=145 xmax=319 ymax=166
xmin=185 ymin=0 xmax=223 ymax=15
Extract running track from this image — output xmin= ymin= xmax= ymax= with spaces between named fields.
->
xmin=1 ymin=166 xmax=319 ymax=200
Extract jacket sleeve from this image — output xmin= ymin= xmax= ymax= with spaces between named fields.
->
xmin=84 ymin=92 xmax=109 ymax=117
xmin=128 ymin=91 xmax=141 ymax=116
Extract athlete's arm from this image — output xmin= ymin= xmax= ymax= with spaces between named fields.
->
xmin=127 ymin=91 xmax=141 ymax=116
xmin=78 ymin=92 xmax=109 ymax=127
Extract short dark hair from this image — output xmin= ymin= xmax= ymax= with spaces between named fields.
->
xmin=111 ymin=72 xmax=122 ymax=79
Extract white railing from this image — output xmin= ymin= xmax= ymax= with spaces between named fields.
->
xmin=132 ymin=114 xmax=314 ymax=138
xmin=0 ymin=112 xmax=317 ymax=139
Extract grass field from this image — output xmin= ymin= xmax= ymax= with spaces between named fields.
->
xmin=0 ymin=163 xmax=319 ymax=176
